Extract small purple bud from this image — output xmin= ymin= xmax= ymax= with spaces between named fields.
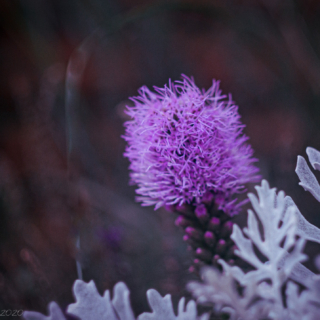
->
xmin=195 ymin=204 xmax=209 ymax=222
xmin=196 ymin=248 xmax=212 ymax=261
xmin=216 ymin=239 xmax=227 ymax=254
xmin=208 ymin=217 xmax=220 ymax=231
xmin=176 ymin=203 xmax=188 ymax=212
xmin=221 ymin=221 xmax=233 ymax=237
xmin=189 ymin=265 xmax=196 ymax=273
xmin=185 ymin=227 xmax=204 ymax=241
xmin=230 ymin=245 xmax=238 ymax=255
xmin=202 ymin=191 xmax=214 ymax=205
xmin=183 ymin=234 xmax=201 ymax=248
xmin=224 ymin=245 xmax=235 ymax=259
xmin=193 ymin=258 xmax=205 ymax=268
xmin=204 ymin=231 xmax=216 ymax=247
xmin=175 ymin=203 xmax=193 ymax=217
xmin=165 ymin=204 xmax=175 ymax=212
xmin=212 ymin=254 xmax=220 ymax=264
xmin=228 ymin=259 xmax=235 ymax=265
xmin=175 ymin=215 xmax=193 ymax=228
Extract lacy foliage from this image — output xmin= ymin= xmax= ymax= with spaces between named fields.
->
xmin=23 ymin=280 xmax=206 ymax=320
xmin=294 ymin=147 xmax=320 ymax=244
xmin=188 ymin=162 xmax=320 ymax=320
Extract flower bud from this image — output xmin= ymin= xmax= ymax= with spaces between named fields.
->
xmin=216 ymin=239 xmax=227 ymax=254
xmin=185 ymin=227 xmax=204 ymax=241
xmin=221 ymin=221 xmax=233 ymax=237
xmin=175 ymin=203 xmax=193 ymax=217
xmin=195 ymin=204 xmax=209 ymax=223
xmin=196 ymin=248 xmax=212 ymax=262
xmin=228 ymin=259 xmax=235 ymax=265
xmin=183 ymin=235 xmax=201 ymax=248
xmin=193 ymin=259 xmax=205 ymax=269
xmin=212 ymin=254 xmax=220 ymax=264
xmin=189 ymin=265 xmax=196 ymax=273
xmin=165 ymin=204 xmax=175 ymax=212
xmin=204 ymin=231 xmax=216 ymax=247
xmin=208 ymin=217 xmax=220 ymax=231
xmin=230 ymin=245 xmax=238 ymax=255
xmin=201 ymin=191 xmax=214 ymax=205
xmin=175 ymin=215 xmax=193 ymax=228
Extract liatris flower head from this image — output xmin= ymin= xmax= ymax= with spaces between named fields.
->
xmin=123 ymin=75 xmax=260 ymax=214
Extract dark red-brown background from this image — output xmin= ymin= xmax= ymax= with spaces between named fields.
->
xmin=1 ymin=0 xmax=320 ymax=317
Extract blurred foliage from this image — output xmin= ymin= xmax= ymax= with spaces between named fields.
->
xmin=1 ymin=0 xmax=320 ymax=318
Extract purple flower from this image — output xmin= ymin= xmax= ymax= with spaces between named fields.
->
xmin=123 ymin=75 xmax=260 ymax=213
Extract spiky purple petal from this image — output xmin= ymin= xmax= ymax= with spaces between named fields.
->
xmin=123 ymin=75 xmax=260 ymax=213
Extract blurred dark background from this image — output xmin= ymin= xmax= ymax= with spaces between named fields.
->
xmin=1 ymin=0 xmax=320 ymax=317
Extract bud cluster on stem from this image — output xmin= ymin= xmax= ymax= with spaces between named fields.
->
xmin=172 ymin=192 xmax=236 ymax=273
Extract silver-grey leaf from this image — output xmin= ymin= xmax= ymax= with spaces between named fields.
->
xmin=112 ymin=282 xmax=135 ymax=320
xmin=306 ymin=147 xmax=320 ymax=171
xmin=25 ymin=280 xmax=201 ymax=320
xmin=188 ymin=180 xmax=306 ymax=320
xmin=67 ymin=280 xmax=119 ymax=320
xmin=138 ymin=290 xmax=176 ymax=320
xmin=23 ymin=302 xmax=66 ymax=320
xmin=287 ymin=179 xmax=320 ymax=244
xmin=296 ymin=156 xmax=320 ymax=202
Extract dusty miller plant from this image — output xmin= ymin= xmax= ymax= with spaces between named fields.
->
xmin=23 ymin=279 xmax=208 ymax=320
xmin=188 ymin=147 xmax=320 ymax=320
